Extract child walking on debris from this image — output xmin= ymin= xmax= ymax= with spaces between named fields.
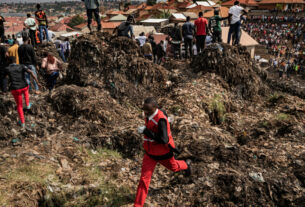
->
xmin=4 ymin=56 xmax=40 ymax=127
xmin=135 ymin=97 xmax=191 ymax=207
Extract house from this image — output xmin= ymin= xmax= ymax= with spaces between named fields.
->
xmin=169 ymin=13 xmax=187 ymax=23
xmin=151 ymin=33 xmax=168 ymax=44
xmin=187 ymin=1 xmax=216 ymax=9
xmin=186 ymin=5 xmax=214 ymax=14
xmin=50 ymin=23 xmax=74 ymax=33
xmin=176 ymin=1 xmax=193 ymax=12
xmin=204 ymin=7 xmax=229 ymax=18
xmin=106 ymin=10 xmax=125 ymax=18
xmin=124 ymin=9 xmax=138 ymax=16
xmin=109 ymin=14 xmax=127 ymax=22
xmin=258 ymin=0 xmax=305 ymax=10
xmin=133 ymin=25 xmax=157 ymax=36
xmin=140 ymin=19 xmax=169 ymax=30
xmin=182 ymin=12 xmax=198 ymax=20
xmin=101 ymin=21 xmax=121 ymax=34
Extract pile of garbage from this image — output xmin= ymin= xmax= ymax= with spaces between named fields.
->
xmin=191 ymin=44 xmax=268 ymax=99
xmin=0 ymin=33 xmax=305 ymax=207
xmin=66 ymin=34 xmax=168 ymax=105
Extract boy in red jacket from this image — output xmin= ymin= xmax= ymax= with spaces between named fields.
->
xmin=135 ymin=97 xmax=191 ymax=207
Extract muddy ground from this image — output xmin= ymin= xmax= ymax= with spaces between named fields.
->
xmin=0 ymin=32 xmax=304 ymax=207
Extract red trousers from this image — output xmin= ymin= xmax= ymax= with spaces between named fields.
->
xmin=11 ymin=86 xmax=29 ymax=124
xmin=134 ymin=154 xmax=188 ymax=207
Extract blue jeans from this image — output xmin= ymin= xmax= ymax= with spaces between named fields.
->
xmin=25 ymin=65 xmax=39 ymax=91
xmin=46 ymin=72 xmax=59 ymax=91
xmin=227 ymin=21 xmax=241 ymax=45
xmin=58 ymin=50 xmax=66 ymax=63
xmin=39 ymin=25 xmax=49 ymax=42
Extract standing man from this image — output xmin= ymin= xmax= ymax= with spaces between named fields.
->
xmin=24 ymin=13 xmax=37 ymax=47
xmin=209 ymin=10 xmax=227 ymax=43
xmin=194 ymin=12 xmax=208 ymax=54
xmin=182 ymin=16 xmax=195 ymax=59
xmin=8 ymin=40 xmax=20 ymax=64
xmin=135 ymin=97 xmax=191 ymax=207
xmin=170 ymin=23 xmax=182 ymax=59
xmin=35 ymin=4 xmax=49 ymax=43
xmin=82 ymin=0 xmax=102 ymax=32
xmin=227 ymin=1 xmax=247 ymax=45
xmin=0 ymin=15 xmax=5 ymax=43
xmin=18 ymin=37 xmax=40 ymax=94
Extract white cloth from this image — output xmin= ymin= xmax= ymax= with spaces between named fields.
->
xmin=24 ymin=18 xmax=36 ymax=31
xmin=137 ymin=126 xmax=146 ymax=134
xmin=229 ymin=5 xmax=244 ymax=24
xmin=48 ymin=31 xmax=55 ymax=41
xmin=136 ymin=36 xmax=147 ymax=47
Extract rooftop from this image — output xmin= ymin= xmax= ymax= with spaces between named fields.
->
xmin=187 ymin=1 xmax=216 ymax=8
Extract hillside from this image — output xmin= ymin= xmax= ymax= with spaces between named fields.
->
xmin=0 ymin=32 xmax=304 ymax=207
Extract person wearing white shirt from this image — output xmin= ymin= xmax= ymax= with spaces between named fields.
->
xmin=136 ymin=32 xmax=147 ymax=47
xmin=24 ymin=13 xmax=36 ymax=47
xmin=227 ymin=1 xmax=247 ymax=45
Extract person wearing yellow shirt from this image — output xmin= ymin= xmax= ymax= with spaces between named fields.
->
xmin=8 ymin=40 xmax=19 ymax=64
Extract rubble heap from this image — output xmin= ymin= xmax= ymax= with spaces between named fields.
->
xmin=191 ymin=44 xmax=268 ymax=99
xmin=66 ymin=34 xmax=168 ymax=105
xmin=0 ymin=34 xmax=305 ymax=207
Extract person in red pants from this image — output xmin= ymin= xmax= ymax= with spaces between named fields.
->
xmin=4 ymin=56 xmax=40 ymax=127
xmin=135 ymin=97 xmax=191 ymax=207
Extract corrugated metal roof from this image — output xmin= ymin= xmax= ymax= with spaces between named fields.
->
xmin=187 ymin=1 xmax=216 ymax=8
xmin=182 ymin=12 xmax=198 ymax=19
xmin=171 ymin=13 xmax=187 ymax=20
xmin=141 ymin=18 xmax=168 ymax=23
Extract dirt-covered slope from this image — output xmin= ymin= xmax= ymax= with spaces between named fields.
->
xmin=0 ymin=33 xmax=304 ymax=207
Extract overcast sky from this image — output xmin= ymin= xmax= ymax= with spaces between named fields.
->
xmin=0 ymin=0 xmax=79 ymax=3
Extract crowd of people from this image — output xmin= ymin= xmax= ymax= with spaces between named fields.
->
xmin=245 ymin=15 xmax=305 ymax=78
xmin=128 ymin=1 xmax=247 ymax=63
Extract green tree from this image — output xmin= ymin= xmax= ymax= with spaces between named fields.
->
xmin=147 ymin=0 xmax=157 ymax=6
xmin=68 ymin=15 xmax=86 ymax=28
